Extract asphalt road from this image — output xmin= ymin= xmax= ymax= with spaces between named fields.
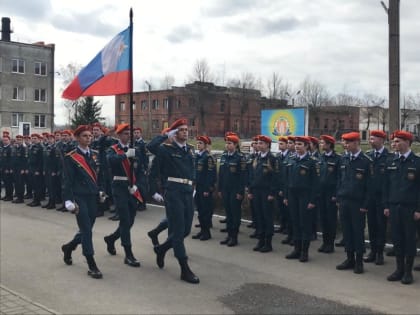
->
xmin=1 ymin=200 xmax=419 ymax=314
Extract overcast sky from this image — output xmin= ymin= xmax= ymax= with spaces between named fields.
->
xmin=3 ymin=0 xmax=419 ymax=125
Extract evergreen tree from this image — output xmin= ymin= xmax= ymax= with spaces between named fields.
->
xmin=71 ymin=96 xmax=105 ymax=128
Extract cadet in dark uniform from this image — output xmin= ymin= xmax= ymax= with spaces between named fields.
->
xmin=27 ymin=134 xmax=44 ymax=207
xmin=103 ymin=124 xmax=142 ymax=268
xmin=218 ymin=134 xmax=247 ymax=247
xmin=364 ymin=130 xmax=391 ymax=265
xmin=317 ymin=135 xmax=340 ymax=253
xmin=12 ymin=135 xmax=28 ymax=203
xmin=284 ymin=136 xmax=319 ymax=262
xmin=147 ymin=118 xmax=199 ymax=284
xmin=134 ymin=127 xmax=149 ymax=211
xmin=192 ymin=135 xmax=216 ymax=241
xmin=248 ymin=135 xmax=279 ymax=253
xmin=1 ymin=134 xmax=13 ymax=201
xmin=61 ymin=125 xmax=102 ymax=279
xmin=336 ymin=132 xmax=373 ymax=274
xmin=383 ymin=130 xmax=420 ymax=285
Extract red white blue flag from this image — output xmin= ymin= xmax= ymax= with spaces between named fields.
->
xmin=62 ymin=26 xmax=131 ymax=100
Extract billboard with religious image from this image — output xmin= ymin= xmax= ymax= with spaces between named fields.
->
xmin=261 ymin=108 xmax=306 ymax=140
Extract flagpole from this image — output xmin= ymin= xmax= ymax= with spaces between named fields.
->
xmin=128 ymin=8 xmax=135 ymax=189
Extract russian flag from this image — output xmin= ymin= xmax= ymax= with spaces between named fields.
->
xmin=62 ymin=27 xmax=131 ymax=100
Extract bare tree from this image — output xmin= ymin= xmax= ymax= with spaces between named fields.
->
xmin=298 ymin=76 xmax=329 ymax=107
xmin=189 ymin=58 xmax=213 ymax=83
xmin=266 ymin=72 xmax=289 ymax=100
xmin=359 ymin=94 xmax=385 ymax=131
xmin=58 ymin=63 xmax=83 ymax=126
xmin=160 ymin=74 xmax=175 ymax=90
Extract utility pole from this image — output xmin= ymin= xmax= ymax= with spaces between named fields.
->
xmin=381 ymin=0 xmax=400 ymax=131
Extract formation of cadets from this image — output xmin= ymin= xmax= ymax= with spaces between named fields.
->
xmin=1 ymin=121 xmax=419 ymax=285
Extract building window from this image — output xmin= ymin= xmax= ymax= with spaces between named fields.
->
xmin=176 ymin=99 xmax=181 ymax=109
xmin=152 ymin=99 xmax=159 ymax=110
xmin=12 ymin=59 xmax=25 ymax=73
xmin=34 ymin=114 xmax=46 ymax=128
xmin=11 ymin=113 xmax=24 ymax=127
xmin=220 ymin=100 xmax=225 ymax=112
xmin=141 ymin=100 xmax=147 ymax=110
xmin=163 ymin=98 xmax=169 ymax=110
xmin=34 ymin=62 xmax=47 ymax=76
xmin=119 ymin=102 xmax=125 ymax=112
xmin=132 ymin=101 xmax=136 ymax=110
xmin=34 ymin=88 xmax=47 ymax=102
xmin=12 ymin=86 xmax=25 ymax=100
xmin=152 ymin=119 xmax=159 ymax=129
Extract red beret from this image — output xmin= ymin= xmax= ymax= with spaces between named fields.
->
xmin=278 ymin=136 xmax=288 ymax=143
xmin=31 ymin=133 xmax=42 ymax=139
xmin=257 ymin=135 xmax=272 ymax=144
xmin=161 ymin=127 xmax=171 ymax=135
xmin=225 ymin=131 xmax=238 ymax=137
xmin=225 ymin=135 xmax=240 ymax=144
xmin=134 ymin=127 xmax=142 ymax=132
xmin=16 ymin=135 xmax=23 ymax=139
xmin=23 ymin=135 xmax=30 ymax=139
xmin=393 ymin=130 xmax=413 ymax=142
xmin=287 ymin=136 xmax=296 ymax=142
xmin=54 ymin=130 xmax=61 ymax=135
xmin=308 ymin=136 xmax=319 ymax=145
xmin=169 ymin=118 xmax=188 ymax=130
xmin=91 ymin=122 xmax=102 ymax=129
xmin=342 ymin=132 xmax=360 ymax=141
xmin=370 ymin=130 xmax=387 ymax=139
xmin=294 ymin=136 xmax=311 ymax=144
xmin=61 ymin=130 xmax=72 ymax=136
xmin=42 ymin=132 xmax=49 ymax=136
xmin=73 ymin=125 xmax=91 ymax=137
xmin=320 ymin=135 xmax=336 ymax=144
xmin=196 ymin=135 xmax=211 ymax=145
xmin=47 ymin=133 xmax=55 ymax=138
xmin=115 ymin=123 xmax=130 ymax=134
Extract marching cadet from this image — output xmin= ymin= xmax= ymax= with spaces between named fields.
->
xmin=247 ymin=135 xmax=279 ymax=253
xmin=284 ymin=136 xmax=319 ymax=262
xmin=317 ymin=135 xmax=340 ymax=253
xmin=218 ymin=133 xmax=247 ymax=247
xmin=134 ymin=127 xmax=149 ymax=211
xmin=364 ymin=130 xmax=391 ymax=265
xmin=383 ymin=130 xmax=420 ymax=285
xmin=147 ymin=118 xmax=199 ymax=284
xmin=1 ymin=133 xmax=14 ymax=201
xmin=336 ymin=132 xmax=373 ymax=274
xmin=275 ymin=136 xmax=291 ymax=234
xmin=192 ymin=135 xmax=216 ymax=241
xmin=61 ymin=125 xmax=103 ymax=279
xmin=12 ymin=135 xmax=28 ymax=204
xmin=103 ymin=124 xmax=142 ymax=268
xmin=27 ymin=134 xmax=44 ymax=207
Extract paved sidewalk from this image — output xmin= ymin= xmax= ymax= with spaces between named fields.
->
xmin=0 ymin=285 xmax=58 ymax=315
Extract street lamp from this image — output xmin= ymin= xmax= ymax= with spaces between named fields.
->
xmin=145 ymin=80 xmax=152 ymax=139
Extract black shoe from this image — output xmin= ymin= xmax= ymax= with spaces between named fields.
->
xmin=147 ymin=230 xmax=159 ymax=246
xmin=199 ymin=230 xmax=211 ymax=241
xmin=220 ymin=228 xmax=227 ymax=233
xmin=318 ymin=243 xmax=327 ymax=253
xmin=220 ymin=237 xmax=230 ymax=245
xmin=154 ymin=246 xmax=166 ymax=269
xmin=219 ymin=218 xmax=227 ymax=224
xmin=363 ymin=251 xmax=376 ymax=263
xmin=227 ymin=237 xmax=238 ymax=247
xmin=281 ymin=236 xmax=292 ymax=245
xmin=12 ymin=199 xmax=24 ymax=204
xmin=259 ymin=238 xmax=273 ymax=253
xmin=24 ymin=194 xmax=32 ymax=200
xmin=41 ymin=202 xmax=49 ymax=208
xmin=137 ymin=204 xmax=147 ymax=211
xmin=124 ymin=256 xmax=141 ymax=267
xmin=109 ymin=214 xmax=120 ymax=221
xmin=29 ymin=201 xmax=41 ymax=207
xmin=249 ymin=231 xmax=258 ymax=239
xmin=335 ymin=239 xmax=345 ymax=247
xmin=354 ymin=254 xmax=364 ymax=274
xmin=195 ymin=223 xmax=201 ymax=228
xmin=56 ymin=205 xmax=66 ymax=211
xmin=286 ymin=248 xmax=301 ymax=259
xmin=46 ymin=203 xmax=56 ymax=209
xmin=61 ymin=244 xmax=73 ymax=265
xmin=323 ymin=244 xmax=335 ymax=253
xmin=253 ymin=239 xmax=265 ymax=251
xmin=104 ymin=236 xmax=116 ymax=255
xmin=87 ymin=268 xmax=103 ymax=279
xmin=375 ymin=252 xmax=384 ymax=265
xmin=179 ymin=259 xmax=200 ymax=284
xmin=3 ymin=197 xmax=13 ymax=201
xmin=336 ymin=252 xmax=355 ymax=270
xmin=192 ymin=231 xmax=202 ymax=239
xmin=386 ymin=248 xmax=395 ymax=257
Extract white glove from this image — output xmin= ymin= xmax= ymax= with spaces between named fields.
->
xmin=166 ymin=129 xmax=178 ymax=138
xmin=129 ymin=185 xmax=138 ymax=195
xmin=99 ymin=191 xmax=107 ymax=203
xmin=65 ymin=200 xmax=75 ymax=211
xmin=126 ymin=148 xmax=136 ymax=158
xmin=152 ymin=192 xmax=164 ymax=202
xmin=193 ymin=189 xmax=196 ymax=198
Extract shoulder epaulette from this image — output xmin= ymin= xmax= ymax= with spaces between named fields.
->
xmin=65 ymin=149 xmax=77 ymax=156
xmin=91 ymin=149 xmax=99 ymax=155
xmin=366 ymin=150 xmax=372 ymax=154
xmin=362 ymin=153 xmax=373 ymax=161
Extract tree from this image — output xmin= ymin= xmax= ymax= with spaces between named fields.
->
xmin=298 ymin=76 xmax=329 ymax=107
xmin=160 ymin=74 xmax=175 ymax=90
xmin=71 ymin=96 xmax=104 ymax=128
xmin=59 ymin=63 xmax=83 ymax=126
xmin=266 ymin=72 xmax=289 ymax=100
xmin=189 ymin=58 xmax=213 ymax=83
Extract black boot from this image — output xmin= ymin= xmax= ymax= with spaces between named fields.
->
xmin=192 ymin=230 xmax=203 ymax=240
xmin=220 ymin=232 xmax=231 ymax=245
xmin=286 ymin=241 xmax=301 ymax=259
xmin=227 ymin=233 xmax=238 ymax=247
xmin=86 ymin=255 xmax=103 ymax=279
xmin=104 ymin=235 xmax=117 ymax=255
xmin=375 ymin=251 xmax=384 ymax=265
xmin=61 ymin=241 xmax=77 ymax=265
xmin=401 ymin=256 xmax=414 ymax=285
xmin=300 ymin=240 xmax=310 ymax=262
xmin=323 ymin=240 xmax=335 ymax=253
xmin=253 ymin=237 xmax=265 ymax=251
xmin=335 ymin=238 xmax=345 ymax=247
xmin=363 ymin=250 xmax=376 ymax=263
xmin=387 ymin=256 xmax=404 ymax=281
xmin=414 ymin=264 xmax=420 ymax=272
xmin=281 ymin=235 xmax=292 ymax=245
xmin=178 ymin=258 xmax=199 ymax=284
xmin=259 ymin=236 xmax=273 ymax=253
xmin=154 ymin=240 xmax=171 ymax=269
xmin=318 ymin=243 xmax=327 ymax=253
xmin=123 ymin=246 xmax=140 ymax=267
xmin=354 ymin=253 xmax=364 ymax=274
xmin=336 ymin=251 xmax=355 ymax=270
xmin=147 ymin=224 xmax=166 ymax=246
xmin=199 ymin=228 xmax=211 ymax=241
xmin=386 ymin=246 xmax=395 ymax=256
xmin=249 ymin=231 xmax=258 ymax=239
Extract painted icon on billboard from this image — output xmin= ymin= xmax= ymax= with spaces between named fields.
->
xmin=261 ymin=109 xmax=305 ymax=140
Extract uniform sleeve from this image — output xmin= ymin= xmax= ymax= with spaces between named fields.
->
xmin=238 ymin=154 xmax=247 ymax=195
xmin=107 ymin=146 xmax=126 ymax=167
xmin=146 ymin=135 xmax=167 ymax=156
xmin=362 ymin=158 xmax=374 ymax=210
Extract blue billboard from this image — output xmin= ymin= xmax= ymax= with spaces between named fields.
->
xmin=261 ymin=108 xmax=306 ymax=140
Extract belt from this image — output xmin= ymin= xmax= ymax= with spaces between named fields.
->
xmin=113 ymin=176 xmax=129 ymax=181
xmin=167 ymin=177 xmax=193 ymax=186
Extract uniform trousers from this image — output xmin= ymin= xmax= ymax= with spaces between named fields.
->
xmin=71 ymin=194 xmax=97 ymax=256
xmin=288 ymin=188 xmax=313 ymax=241
xmin=367 ymin=194 xmax=388 ymax=252
xmin=195 ymin=190 xmax=213 ymax=229
xmin=389 ymin=204 xmax=418 ymax=257
xmin=319 ymin=188 xmax=338 ymax=244
xmin=339 ymin=199 xmax=366 ymax=254
xmin=253 ymin=188 xmax=274 ymax=238
xmin=222 ymin=190 xmax=242 ymax=234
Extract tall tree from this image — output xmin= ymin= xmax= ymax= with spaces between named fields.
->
xmin=189 ymin=58 xmax=213 ymax=83
xmin=298 ymin=76 xmax=329 ymax=107
xmin=59 ymin=63 xmax=83 ymax=126
xmin=71 ymin=96 xmax=104 ymax=128
xmin=266 ymin=72 xmax=289 ymax=100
